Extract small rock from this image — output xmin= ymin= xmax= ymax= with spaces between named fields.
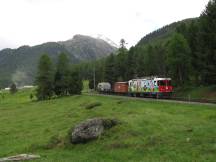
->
xmin=0 ymin=154 xmax=40 ymax=162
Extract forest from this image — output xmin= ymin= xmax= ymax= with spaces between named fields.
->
xmin=75 ymin=0 xmax=216 ymax=88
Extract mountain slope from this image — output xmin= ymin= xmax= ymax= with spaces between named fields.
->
xmin=136 ymin=18 xmax=196 ymax=47
xmin=0 ymin=35 xmax=117 ymax=88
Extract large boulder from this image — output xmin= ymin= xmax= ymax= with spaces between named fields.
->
xmin=71 ymin=118 xmax=118 ymax=144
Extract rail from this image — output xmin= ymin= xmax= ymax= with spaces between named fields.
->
xmin=85 ymin=92 xmax=216 ymax=106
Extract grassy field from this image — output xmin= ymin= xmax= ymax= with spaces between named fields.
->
xmin=174 ymin=85 xmax=216 ymax=101
xmin=0 ymin=90 xmax=216 ymax=162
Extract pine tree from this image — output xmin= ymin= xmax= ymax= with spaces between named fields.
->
xmin=167 ymin=33 xmax=191 ymax=85
xmin=125 ymin=47 xmax=137 ymax=80
xmin=54 ymin=53 xmax=70 ymax=96
xmin=95 ymin=60 xmax=105 ymax=86
xmin=36 ymin=54 xmax=54 ymax=100
xmin=104 ymin=53 xmax=116 ymax=87
xmin=89 ymin=77 xmax=94 ymax=90
xmin=136 ymin=47 xmax=146 ymax=77
xmin=115 ymin=39 xmax=128 ymax=81
xmin=68 ymin=69 xmax=83 ymax=95
xmin=120 ymin=39 xmax=126 ymax=49
xmin=186 ymin=20 xmax=202 ymax=84
xmin=198 ymin=0 xmax=216 ymax=84
xmin=147 ymin=45 xmax=166 ymax=76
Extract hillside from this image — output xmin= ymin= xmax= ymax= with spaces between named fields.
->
xmin=0 ymin=35 xmax=117 ymax=88
xmin=136 ymin=18 xmax=196 ymax=47
xmin=0 ymin=90 xmax=216 ymax=161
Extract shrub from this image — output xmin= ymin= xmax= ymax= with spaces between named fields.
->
xmin=10 ymin=83 xmax=17 ymax=94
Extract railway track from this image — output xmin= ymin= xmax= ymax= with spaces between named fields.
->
xmin=85 ymin=92 xmax=216 ymax=106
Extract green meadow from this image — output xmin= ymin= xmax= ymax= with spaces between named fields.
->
xmin=0 ymin=90 xmax=216 ymax=162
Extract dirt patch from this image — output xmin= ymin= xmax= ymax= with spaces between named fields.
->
xmin=44 ymin=135 xmax=66 ymax=149
xmin=82 ymin=102 xmax=102 ymax=109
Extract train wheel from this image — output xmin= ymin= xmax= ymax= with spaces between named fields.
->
xmin=136 ymin=93 xmax=140 ymax=97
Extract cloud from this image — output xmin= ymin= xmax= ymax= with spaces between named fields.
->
xmin=0 ymin=0 xmax=210 ymax=49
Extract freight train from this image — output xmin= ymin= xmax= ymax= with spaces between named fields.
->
xmin=97 ymin=77 xmax=173 ymax=98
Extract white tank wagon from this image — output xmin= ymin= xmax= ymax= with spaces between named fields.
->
xmin=97 ymin=82 xmax=111 ymax=92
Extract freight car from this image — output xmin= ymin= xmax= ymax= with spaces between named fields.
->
xmin=113 ymin=82 xmax=128 ymax=94
xmin=97 ymin=77 xmax=173 ymax=98
xmin=97 ymin=82 xmax=111 ymax=92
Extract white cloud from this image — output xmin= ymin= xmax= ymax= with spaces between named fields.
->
xmin=0 ymin=0 xmax=209 ymax=49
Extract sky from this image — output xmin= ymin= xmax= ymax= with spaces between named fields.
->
xmin=0 ymin=0 xmax=209 ymax=49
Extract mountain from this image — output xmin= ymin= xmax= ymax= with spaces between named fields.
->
xmin=59 ymin=35 xmax=117 ymax=60
xmin=136 ymin=18 xmax=196 ymax=47
xmin=95 ymin=34 xmax=118 ymax=48
xmin=0 ymin=35 xmax=117 ymax=88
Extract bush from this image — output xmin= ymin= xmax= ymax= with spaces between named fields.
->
xmin=10 ymin=83 xmax=17 ymax=94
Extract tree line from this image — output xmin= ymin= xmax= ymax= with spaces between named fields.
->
xmin=75 ymin=0 xmax=216 ymax=88
xmin=35 ymin=0 xmax=215 ymax=95
xmin=36 ymin=53 xmax=82 ymax=100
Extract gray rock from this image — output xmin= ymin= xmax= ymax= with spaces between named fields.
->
xmin=0 ymin=154 xmax=40 ymax=162
xmin=71 ymin=118 xmax=118 ymax=144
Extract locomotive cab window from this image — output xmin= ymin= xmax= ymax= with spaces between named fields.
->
xmin=167 ymin=80 xmax=171 ymax=86
xmin=158 ymin=80 xmax=166 ymax=86
xmin=158 ymin=80 xmax=171 ymax=86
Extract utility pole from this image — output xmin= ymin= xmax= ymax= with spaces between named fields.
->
xmin=93 ymin=66 xmax=95 ymax=91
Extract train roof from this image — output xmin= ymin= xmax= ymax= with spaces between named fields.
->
xmin=129 ymin=77 xmax=171 ymax=81
xmin=155 ymin=78 xmax=171 ymax=81
xmin=98 ymin=82 xmax=111 ymax=85
xmin=115 ymin=82 xmax=128 ymax=84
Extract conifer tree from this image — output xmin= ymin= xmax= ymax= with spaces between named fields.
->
xmin=54 ymin=53 xmax=70 ymax=96
xmin=115 ymin=39 xmax=128 ymax=81
xmin=125 ymin=47 xmax=137 ymax=80
xmin=68 ymin=69 xmax=83 ymax=95
xmin=104 ymin=53 xmax=116 ymax=87
xmin=136 ymin=47 xmax=146 ymax=77
xmin=89 ymin=77 xmax=94 ymax=90
xmin=167 ymin=33 xmax=191 ymax=85
xmin=36 ymin=54 xmax=54 ymax=100
xmin=198 ymin=0 xmax=216 ymax=84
